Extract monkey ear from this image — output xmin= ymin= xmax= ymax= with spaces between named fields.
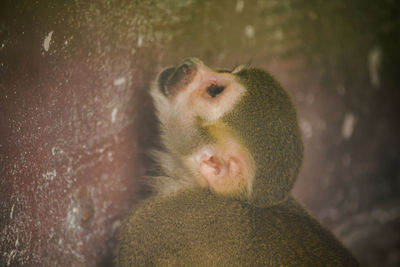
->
xmin=195 ymin=146 xmax=243 ymax=194
xmin=199 ymin=154 xmax=228 ymax=181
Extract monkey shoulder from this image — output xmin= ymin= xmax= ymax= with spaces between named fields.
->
xmin=116 ymin=189 xmax=252 ymax=265
xmin=116 ymin=191 xmax=358 ymax=266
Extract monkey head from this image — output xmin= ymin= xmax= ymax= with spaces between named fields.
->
xmin=151 ymin=58 xmax=303 ymax=206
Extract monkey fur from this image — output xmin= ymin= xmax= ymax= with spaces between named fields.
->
xmin=115 ymin=58 xmax=359 ymax=266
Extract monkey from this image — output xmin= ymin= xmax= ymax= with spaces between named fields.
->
xmin=115 ymin=58 xmax=359 ymax=266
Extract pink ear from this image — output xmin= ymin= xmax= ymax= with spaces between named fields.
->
xmin=194 ymin=144 xmax=249 ymax=194
xmin=199 ymin=155 xmax=228 ymax=182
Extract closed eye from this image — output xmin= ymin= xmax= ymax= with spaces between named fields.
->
xmin=206 ymin=84 xmax=225 ymax=98
xmin=217 ymin=69 xmax=231 ymax=73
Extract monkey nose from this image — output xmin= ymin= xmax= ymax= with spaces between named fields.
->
xmin=158 ymin=58 xmax=200 ymax=97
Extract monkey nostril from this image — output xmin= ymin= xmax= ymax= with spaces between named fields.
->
xmin=176 ymin=63 xmax=192 ymax=77
xmin=181 ymin=64 xmax=190 ymax=75
xmin=206 ymin=84 xmax=225 ymax=98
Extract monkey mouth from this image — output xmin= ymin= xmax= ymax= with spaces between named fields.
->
xmin=157 ymin=59 xmax=198 ymax=97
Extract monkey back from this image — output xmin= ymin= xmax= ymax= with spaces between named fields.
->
xmin=222 ymin=68 xmax=304 ymax=207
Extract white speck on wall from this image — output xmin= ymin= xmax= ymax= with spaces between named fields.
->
xmin=43 ymin=31 xmax=54 ymax=52
xmin=66 ymin=201 xmax=81 ymax=232
xmin=245 ymin=25 xmax=255 ymax=39
xmin=107 ymin=151 xmax=113 ymax=161
xmin=51 ymin=146 xmax=64 ymax=156
xmin=137 ymin=35 xmax=143 ymax=47
xmin=300 ymin=120 xmax=313 ymax=139
xmin=7 ymin=249 xmax=17 ymax=266
xmin=368 ymin=46 xmax=382 ymax=89
xmin=51 ymin=146 xmax=57 ymax=156
xmin=10 ymin=204 xmax=15 ymax=219
xmin=49 ymin=227 xmax=55 ymax=238
xmin=42 ymin=169 xmax=57 ymax=181
xmin=111 ymin=107 xmax=118 ymax=123
xmin=342 ymin=113 xmax=356 ymax=139
xmin=235 ymin=0 xmax=244 ymax=13
xmin=113 ymin=77 xmax=126 ymax=86
xmin=96 ymin=147 xmax=105 ymax=153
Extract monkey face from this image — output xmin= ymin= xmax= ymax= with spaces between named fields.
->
xmin=151 ymin=58 xmax=254 ymax=196
xmin=155 ymin=58 xmax=246 ymax=128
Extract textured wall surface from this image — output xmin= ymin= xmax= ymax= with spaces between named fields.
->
xmin=1 ymin=0 xmax=399 ymax=266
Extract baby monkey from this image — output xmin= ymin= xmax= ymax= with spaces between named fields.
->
xmin=116 ymin=58 xmax=359 ymax=266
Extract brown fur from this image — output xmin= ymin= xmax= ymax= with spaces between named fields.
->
xmin=115 ymin=60 xmax=359 ymax=266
